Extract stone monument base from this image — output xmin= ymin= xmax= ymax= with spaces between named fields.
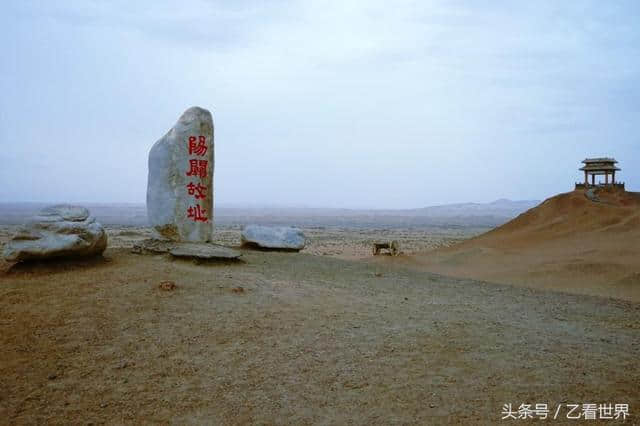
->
xmin=132 ymin=239 xmax=241 ymax=261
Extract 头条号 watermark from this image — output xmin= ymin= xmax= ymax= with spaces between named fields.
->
xmin=501 ymin=403 xmax=629 ymax=420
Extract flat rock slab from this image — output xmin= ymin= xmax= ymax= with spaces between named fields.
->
xmin=170 ymin=243 xmax=241 ymax=260
xmin=132 ymin=239 xmax=175 ymax=254
xmin=132 ymin=239 xmax=240 ymax=260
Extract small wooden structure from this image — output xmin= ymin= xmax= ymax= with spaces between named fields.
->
xmin=576 ymin=158 xmax=624 ymax=189
xmin=373 ymin=240 xmax=400 ymax=256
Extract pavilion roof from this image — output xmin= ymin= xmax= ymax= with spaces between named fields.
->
xmin=582 ymin=157 xmax=617 ymax=164
xmin=580 ymin=164 xmax=620 ymax=171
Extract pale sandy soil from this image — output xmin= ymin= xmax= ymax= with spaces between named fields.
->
xmin=0 ymin=206 xmax=640 ymax=425
xmin=0 ymin=219 xmax=639 ymax=424
xmin=1 ymin=248 xmax=638 ymax=424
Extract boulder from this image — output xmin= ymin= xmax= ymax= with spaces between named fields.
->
xmin=3 ymin=205 xmax=107 ymax=262
xmin=241 ymin=225 xmax=306 ymax=251
xmin=147 ymin=106 xmax=214 ymax=242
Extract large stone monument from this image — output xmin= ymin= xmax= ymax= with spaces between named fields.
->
xmin=147 ymin=107 xmax=214 ymax=242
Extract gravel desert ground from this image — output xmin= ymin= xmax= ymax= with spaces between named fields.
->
xmin=1 ymin=214 xmax=639 ymax=424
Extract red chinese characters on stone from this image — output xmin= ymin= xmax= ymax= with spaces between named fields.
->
xmin=186 ymin=159 xmax=208 ymax=178
xmin=188 ymin=136 xmax=208 ymax=156
xmin=187 ymin=182 xmax=207 ymax=200
xmin=187 ymin=205 xmax=208 ymax=222
xmin=186 ymin=135 xmax=209 ymax=223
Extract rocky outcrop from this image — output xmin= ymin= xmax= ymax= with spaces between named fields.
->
xmin=3 ymin=205 xmax=107 ymax=262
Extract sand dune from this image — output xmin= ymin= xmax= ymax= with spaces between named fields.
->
xmin=412 ymin=188 xmax=640 ymax=301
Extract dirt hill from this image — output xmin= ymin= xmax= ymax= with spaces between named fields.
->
xmin=412 ymin=188 xmax=640 ymax=301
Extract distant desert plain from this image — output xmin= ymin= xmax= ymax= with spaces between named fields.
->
xmin=1 ymin=192 xmax=638 ymax=423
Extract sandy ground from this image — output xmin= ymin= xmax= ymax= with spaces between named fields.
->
xmin=1 ymin=222 xmax=639 ymax=424
xmin=411 ymin=189 xmax=640 ymax=303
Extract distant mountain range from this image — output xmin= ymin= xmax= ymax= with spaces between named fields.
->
xmin=216 ymin=199 xmax=540 ymax=217
xmin=402 ymin=199 xmax=540 ymax=218
xmin=0 ymin=199 xmax=540 ymax=228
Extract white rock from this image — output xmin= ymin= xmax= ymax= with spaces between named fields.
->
xmin=241 ymin=225 xmax=306 ymax=251
xmin=3 ymin=205 xmax=107 ymax=262
xmin=147 ymin=106 xmax=214 ymax=242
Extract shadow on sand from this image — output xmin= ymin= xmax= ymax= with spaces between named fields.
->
xmin=3 ymin=255 xmax=112 ymax=276
xmin=240 ymin=243 xmax=301 ymax=253
xmin=169 ymin=256 xmax=246 ymax=266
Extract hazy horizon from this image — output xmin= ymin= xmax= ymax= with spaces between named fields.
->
xmin=0 ymin=198 xmax=540 ymax=228
xmin=2 ymin=1 xmax=639 ymax=209
xmin=0 ymin=197 xmax=539 ymax=210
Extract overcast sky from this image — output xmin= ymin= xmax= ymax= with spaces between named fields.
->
xmin=1 ymin=0 xmax=638 ymax=208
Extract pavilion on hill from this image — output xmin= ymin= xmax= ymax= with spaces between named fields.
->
xmin=575 ymin=157 xmax=624 ymax=189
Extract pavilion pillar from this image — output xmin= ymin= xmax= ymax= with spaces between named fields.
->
xmin=612 ymin=171 xmax=616 ymax=184
xmin=605 ymin=173 xmax=609 ymax=185
xmin=584 ymin=171 xmax=588 ymax=186
xmin=592 ymin=174 xmax=595 ymax=186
